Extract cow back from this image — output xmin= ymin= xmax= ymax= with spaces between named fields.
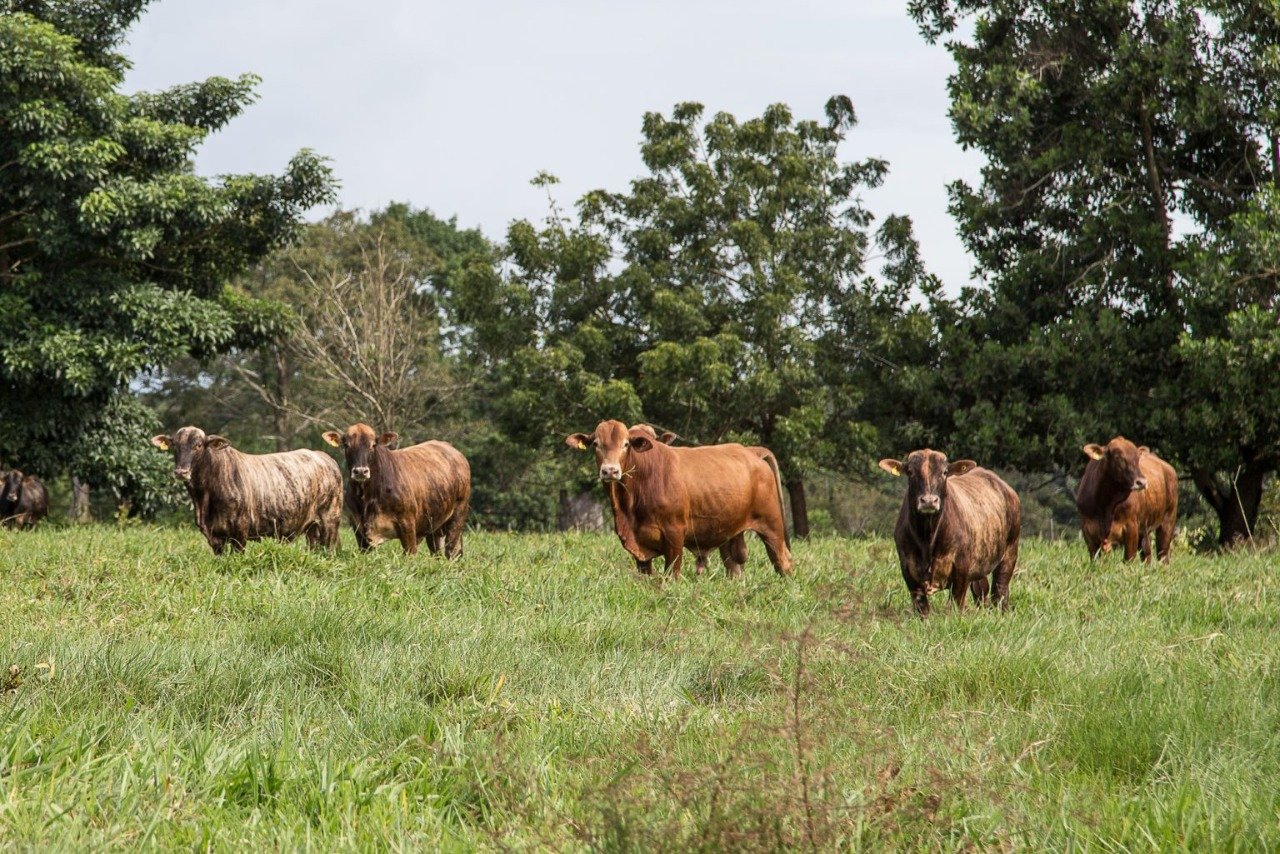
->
xmin=386 ymin=440 xmax=471 ymax=517
xmin=200 ymin=448 xmax=341 ymax=535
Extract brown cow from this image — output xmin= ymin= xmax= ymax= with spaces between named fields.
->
xmin=1076 ymin=436 xmax=1177 ymax=562
xmin=644 ymin=427 xmax=780 ymax=577
xmin=880 ymin=449 xmax=1021 ymax=616
xmin=566 ymin=420 xmax=792 ymax=579
xmin=0 ymin=470 xmax=47 ymax=530
xmin=323 ymin=424 xmax=471 ymax=557
xmin=151 ymin=427 xmax=343 ymax=554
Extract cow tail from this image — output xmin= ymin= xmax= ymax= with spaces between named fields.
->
xmin=764 ymin=452 xmax=789 ymax=547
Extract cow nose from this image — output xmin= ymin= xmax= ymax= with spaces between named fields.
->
xmin=351 ymin=466 xmax=370 ymax=482
xmin=916 ymin=494 xmax=941 ymax=514
xmin=1132 ymin=478 xmax=1148 ymax=492
xmin=599 ymin=463 xmax=622 ymax=481
xmin=174 ymin=468 xmax=191 ymax=482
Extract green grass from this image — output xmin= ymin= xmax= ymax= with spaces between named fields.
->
xmin=1 ymin=525 xmax=1278 ymax=850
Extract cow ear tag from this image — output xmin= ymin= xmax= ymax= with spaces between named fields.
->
xmin=577 ymin=440 xmax=587 ymax=450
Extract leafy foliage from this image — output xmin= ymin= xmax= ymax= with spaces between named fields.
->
xmin=0 ymin=2 xmax=334 ymax=512
xmin=452 ymin=99 xmax=927 ymax=532
xmin=907 ymin=0 xmax=1280 ymax=543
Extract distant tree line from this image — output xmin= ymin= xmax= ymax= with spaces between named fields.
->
xmin=5 ymin=0 xmax=1280 ymax=545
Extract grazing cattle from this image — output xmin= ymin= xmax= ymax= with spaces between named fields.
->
xmin=880 ymin=450 xmax=1021 ymax=615
xmin=1077 ymin=436 xmax=1177 ymax=562
xmin=151 ymin=427 xmax=342 ymax=554
xmin=323 ymin=424 xmax=471 ymax=557
xmin=0 ymin=470 xmax=47 ymax=530
xmin=566 ymin=420 xmax=792 ymax=579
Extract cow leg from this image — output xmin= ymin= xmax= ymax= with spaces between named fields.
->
xmin=993 ymin=541 xmax=1018 ymax=611
xmin=694 ymin=552 xmax=708 ymax=576
xmin=354 ymin=525 xmax=373 ymax=552
xmin=423 ymin=530 xmax=440 ymax=555
xmin=397 ymin=522 xmax=419 ymax=555
xmin=950 ymin=577 xmax=970 ymax=611
xmin=1156 ymin=519 xmax=1174 ymax=564
xmin=443 ymin=508 xmax=467 ymax=560
xmin=720 ymin=534 xmax=748 ymax=579
xmin=970 ymin=576 xmax=990 ymax=606
xmin=1122 ymin=525 xmax=1140 ymax=562
xmin=662 ymin=533 xmax=687 ymax=579
xmin=757 ymin=528 xmax=794 ymax=577
xmin=1138 ymin=529 xmax=1153 ymax=563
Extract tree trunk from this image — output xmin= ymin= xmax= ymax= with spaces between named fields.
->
xmin=557 ymin=488 xmax=604 ymax=532
xmin=1192 ymin=463 xmax=1268 ymax=547
xmin=68 ymin=477 xmax=91 ymax=523
xmin=787 ymin=477 xmax=810 ymax=539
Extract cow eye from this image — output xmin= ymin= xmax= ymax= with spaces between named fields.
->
xmin=623 ymin=440 xmax=630 ymax=448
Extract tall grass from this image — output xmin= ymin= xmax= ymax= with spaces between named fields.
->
xmin=0 ymin=526 xmax=1277 ymax=849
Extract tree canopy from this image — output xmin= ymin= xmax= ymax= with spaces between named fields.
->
xmin=907 ymin=0 xmax=1280 ymax=543
xmin=0 ymin=0 xmax=334 ymax=511
xmin=451 ymin=98 xmax=928 ymax=534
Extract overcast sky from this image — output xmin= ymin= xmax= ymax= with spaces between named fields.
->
xmin=122 ymin=0 xmax=982 ymax=286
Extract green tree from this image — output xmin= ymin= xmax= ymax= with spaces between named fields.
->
xmin=454 ymin=99 xmax=923 ymax=535
xmin=145 ymin=206 xmax=486 ymax=452
xmin=908 ymin=0 xmax=1280 ymax=544
xmin=0 ymin=1 xmax=333 ymax=513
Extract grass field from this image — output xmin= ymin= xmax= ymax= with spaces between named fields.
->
xmin=1 ymin=525 xmax=1278 ymax=850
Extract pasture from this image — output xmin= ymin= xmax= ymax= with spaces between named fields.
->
xmin=0 ymin=526 xmax=1277 ymax=849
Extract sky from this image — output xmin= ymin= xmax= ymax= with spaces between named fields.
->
xmin=122 ymin=0 xmax=983 ymax=287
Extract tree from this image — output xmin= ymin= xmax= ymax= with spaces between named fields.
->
xmin=0 ymin=1 xmax=334 ymax=513
xmin=453 ymin=99 xmax=923 ymax=536
xmin=908 ymin=0 xmax=1280 ymax=544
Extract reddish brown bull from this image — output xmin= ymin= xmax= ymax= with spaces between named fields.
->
xmin=566 ymin=420 xmax=792 ymax=579
xmin=0 ymin=470 xmax=47 ymax=530
xmin=323 ymin=424 xmax=471 ymax=557
xmin=1076 ymin=436 xmax=1177 ymax=562
xmin=880 ymin=449 xmax=1021 ymax=615
xmin=151 ymin=427 xmax=342 ymax=554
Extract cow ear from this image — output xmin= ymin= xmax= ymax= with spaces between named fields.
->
xmin=1138 ymin=445 xmax=1150 ymax=454
xmin=1083 ymin=444 xmax=1105 ymax=461
xmin=947 ymin=460 xmax=977 ymax=477
xmin=630 ymin=435 xmax=653 ymax=452
xmin=658 ymin=431 xmax=678 ymax=444
xmin=204 ymin=435 xmax=230 ymax=451
xmin=565 ymin=433 xmax=592 ymax=451
xmin=150 ymin=435 xmax=171 ymax=451
xmin=322 ymin=431 xmax=343 ymax=447
xmin=878 ymin=458 xmax=904 ymax=477
xmin=378 ymin=432 xmax=399 ymax=448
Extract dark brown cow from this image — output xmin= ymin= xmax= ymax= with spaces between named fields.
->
xmin=880 ymin=449 xmax=1021 ymax=615
xmin=151 ymin=426 xmax=342 ymax=554
xmin=323 ymin=424 xmax=471 ymax=557
xmin=0 ymin=470 xmax=47 ymax=530
xmin=1076 ymin=436 xmax=1177 ymax=562
xmin=566 ymin=420 xmax=792 ymax=579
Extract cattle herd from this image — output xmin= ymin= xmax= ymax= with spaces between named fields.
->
xmin=0 ymin=421 xmax=1178 ymax=615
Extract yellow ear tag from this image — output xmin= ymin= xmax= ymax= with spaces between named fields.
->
xmin=576 ymin=440 xmax=588 ymax=450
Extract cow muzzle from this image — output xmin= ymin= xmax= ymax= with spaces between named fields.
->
xmin=174 ymin=468 xmax=191 ymax=482
xmin=916 ymin=494 xmax=941 ymax=515
xmin=5 ymin=493 xmax=17 ymax=502
xmin=351 ymin=467 xmax=371 ymax=482
xmin=599 ymin=463 xmax=622 ymax=482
